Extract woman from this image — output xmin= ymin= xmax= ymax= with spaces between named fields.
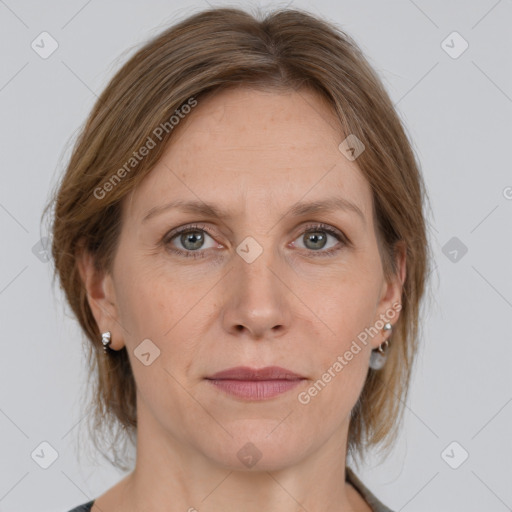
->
xmin=47 ymin=6 xmax=431 ymax=512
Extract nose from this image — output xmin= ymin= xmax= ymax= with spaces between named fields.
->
xmin=221 ymin=246 xmax=292 ymax=340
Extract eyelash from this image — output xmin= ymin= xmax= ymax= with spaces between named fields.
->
xmin=163 ymin=222 xmax=349 ymax=260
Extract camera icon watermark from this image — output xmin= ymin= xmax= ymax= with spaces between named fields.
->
xmin=441 ymin=31 xmax=469 ymax=59
xmin=32 ymin=236 xmax=51 ymax=263
xmin=442 ymin=236 xmax=468 ymax=263
xmin=338 ymin=134 xmax=365 ymax=161
xmin=441 ymin=441 xmax=469 ymax=469
xmin=134 ymin=338 xmax=161 ymax=366
xmin=31 ymin=441 xmax=59 ymax=469
xmin=236 ymin=236 xmax=263 ymax=264
xmin=31 ymin=32 xmax=59 ymax=59
xmin=237 ymin=442 xmax=262 ymax=468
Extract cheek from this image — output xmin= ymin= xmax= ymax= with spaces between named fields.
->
xmin=114 ymin=269 xmax=202 ymax=407
xmin=296 ymin=353 xmax=369 ymax=438
xmin=114 ymin=251 xmax=199 ymax=334
xmin=296 ymin=267 xmax=381 ymax=398
xmin=297 ymin=287 xmax=375 ymax=417
xmin=114 ymin=263 xmax=212 ymax=381
xmin=300 ymin=270 xmax=381 ymax=344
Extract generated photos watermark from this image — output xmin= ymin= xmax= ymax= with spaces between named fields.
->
xmin=297 ymin=301 xmax=402 ymax=405
xmin=93 ymin=96 xmax=198 ymax=200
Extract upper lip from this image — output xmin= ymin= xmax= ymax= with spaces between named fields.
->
xmin=206 ymin=366 xmax=304 ymax=381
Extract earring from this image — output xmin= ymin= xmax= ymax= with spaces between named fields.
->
xmin=101 ymin=331 xmax=112 ymax=353
xmin=369 ymin=322 xmax=392 ymax=370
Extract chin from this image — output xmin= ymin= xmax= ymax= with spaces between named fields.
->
xmin=199 ymin=425 xmax=314 ymax=472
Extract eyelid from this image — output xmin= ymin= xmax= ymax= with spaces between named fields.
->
xmin=291 ymin=222 xmax=350 ymax=255
xmin=163 ymin=221 xmax=350 ymax=258
xmin=162 ymin=222 xmax=222 ymax=245
xmin=300 ymin=222 xmax=347 ymax=242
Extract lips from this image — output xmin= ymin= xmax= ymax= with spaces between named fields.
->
xmin=206 ymin=366 xmax=304 ymax=381
xmin=205 ymin=366 xmax=306 ymax=400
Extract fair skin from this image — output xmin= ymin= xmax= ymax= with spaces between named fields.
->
xmin=79 ymin=86 xmax=406 ymax=512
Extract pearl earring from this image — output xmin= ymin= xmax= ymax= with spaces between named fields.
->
xmin=101 ymin=331 xmax=112 ymax=353
xmin=369 ymin=322 xmax=392 ymax=370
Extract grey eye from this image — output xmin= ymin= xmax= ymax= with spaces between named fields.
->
xmin=170 ymin=230 xmax=216 ymax=252
xmin=293 ymin=230 xmax=339 ymax=252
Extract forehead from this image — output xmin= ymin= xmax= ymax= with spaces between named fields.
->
xmin=125 ymin=86 xmax=373 ymax=223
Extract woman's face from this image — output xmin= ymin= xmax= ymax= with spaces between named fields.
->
xmin=88 ymin=86 xmax=405 ymax=470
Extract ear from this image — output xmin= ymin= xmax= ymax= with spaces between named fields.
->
xmin=77 ymin=247 xmax=125 ymax=350
xmin=373 ymin=240 xmax=407 ymax=348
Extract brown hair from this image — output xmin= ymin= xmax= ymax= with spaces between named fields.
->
xmin=44 ymin=6 xmax=432 ymax=470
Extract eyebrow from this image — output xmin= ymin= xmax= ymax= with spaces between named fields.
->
xmin=142 ymin=196 xmax=366 ymax=224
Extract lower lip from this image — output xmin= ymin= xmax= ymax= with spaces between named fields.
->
xmin=206 ymin=379 xmax=304 ymax=400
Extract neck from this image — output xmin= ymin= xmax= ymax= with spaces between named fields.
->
xmin=107 ymin=404 xmax=367 ymax=512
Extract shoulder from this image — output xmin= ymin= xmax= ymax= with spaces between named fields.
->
xmin=64 ymin=500 xmax=95 ymax=512
xmin=346 ymin=466 xmax=395 ymax=512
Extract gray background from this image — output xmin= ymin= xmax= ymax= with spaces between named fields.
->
xmin=1 ymin=0 xmax=511 ymax=511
